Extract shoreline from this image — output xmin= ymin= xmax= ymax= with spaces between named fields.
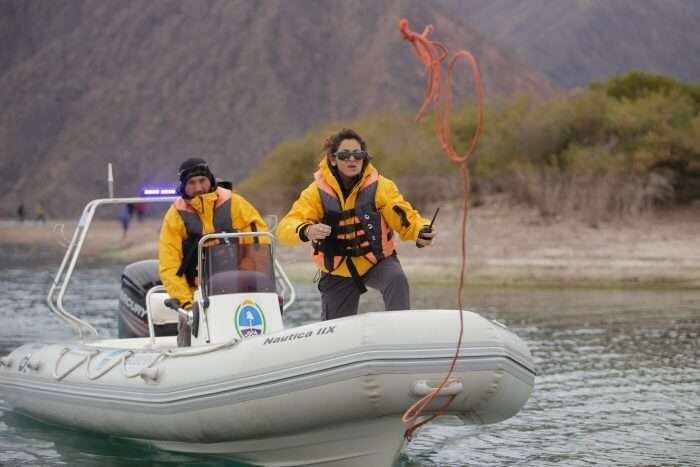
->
xmin=1 ymin=198 xmax=699 ymax=290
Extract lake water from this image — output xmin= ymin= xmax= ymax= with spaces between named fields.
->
xmin=1 ymin=266 xmax=699 ymax=466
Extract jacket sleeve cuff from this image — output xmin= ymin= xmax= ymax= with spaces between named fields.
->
xmin=296 ymin=223 xmax=311 ymax=242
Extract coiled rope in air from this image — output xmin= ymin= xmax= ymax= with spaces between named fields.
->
xmin=398 ymin=19 xmax=484 ymax=440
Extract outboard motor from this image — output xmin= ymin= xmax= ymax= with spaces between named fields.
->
xmin=118 ymin=260 xmax=177 ymax=338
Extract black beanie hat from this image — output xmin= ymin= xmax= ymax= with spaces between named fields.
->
xmin=177 ymin=158 xmax=216 ymax=198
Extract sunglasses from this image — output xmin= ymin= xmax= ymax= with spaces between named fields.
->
xmin=333 ymin=150 xmax=368 ymax=161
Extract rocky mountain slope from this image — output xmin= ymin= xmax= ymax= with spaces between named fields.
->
xmin=0 ymin=0 xmax=554 ymax=217
xmin=443 ymin=0 xmax=700 ymax=88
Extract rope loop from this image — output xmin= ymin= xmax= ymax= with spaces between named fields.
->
xmin=53 ymin=347 xmax=99 ymax=381
xmin=122 ymin=350 xmax=166 ymax=379
xmin=86 ymin=350 xmax=133 ymax=380
xmin=49 ymin=338 xmax=241 ymax=383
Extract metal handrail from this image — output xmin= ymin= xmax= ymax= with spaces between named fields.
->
xmin=275 ymin=257 xmax=296 ymax=312
xmin=47 ymin=196 xmax=177 ymax=339
xmin=47 ymin=198 xmax=297 ymax=340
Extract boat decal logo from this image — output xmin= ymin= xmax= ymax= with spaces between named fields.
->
xmin=234 ymin=300 xmax=267 ymax=338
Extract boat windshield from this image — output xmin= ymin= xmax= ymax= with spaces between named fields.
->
xmin=203 ymin=241 xmax=276 ymax=296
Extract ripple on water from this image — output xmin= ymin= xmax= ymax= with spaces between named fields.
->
xmin=3 ymin=269 xmax=700 ymax=466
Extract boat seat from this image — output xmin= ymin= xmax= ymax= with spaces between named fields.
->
xmin=146 ymin=292 xmax=179 ymax=325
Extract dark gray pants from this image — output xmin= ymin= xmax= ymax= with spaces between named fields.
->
xmin=318 ymin=255 xmax=410 ymax=321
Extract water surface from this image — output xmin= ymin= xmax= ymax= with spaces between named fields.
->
xmin=1 ymin=266 xmax=698 ymax=466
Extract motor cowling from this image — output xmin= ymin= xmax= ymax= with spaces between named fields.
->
xmin=118 ymin=260 xmax=177 ymax=338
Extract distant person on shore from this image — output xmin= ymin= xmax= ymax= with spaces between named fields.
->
xmin=35 ymin=204 xmax=47 ymax=223
xmin=134 ymin=202 xmax=146 ymax=221
xmin=159 ymin=158 xmax=268 ymax=346
xmin=17 ymin=204 xmax=25 ymax=223
xmin=276 ymin=128 xmax=436 ymax=321
xmin=119 ymin=204 xmax=133 ymax=239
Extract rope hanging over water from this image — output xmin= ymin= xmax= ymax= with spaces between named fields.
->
xmin=397 ymin=18 xmax=485 ymax=440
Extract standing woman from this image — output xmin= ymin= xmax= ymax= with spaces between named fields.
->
xmin=276 ymin=128 xmax=436 ymax=320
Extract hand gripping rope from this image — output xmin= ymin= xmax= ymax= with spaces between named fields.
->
xmin=398 ymin=19 xmax=485 ymax=440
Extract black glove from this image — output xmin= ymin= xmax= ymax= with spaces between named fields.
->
xmin=164 ymin=298 xmax=181 ymax=310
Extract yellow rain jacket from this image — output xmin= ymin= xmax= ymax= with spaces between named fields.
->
xmin=277 ymin=159 xmax=429 ymax=277
xmin=159 ymin=188 xmax=268 ymax=307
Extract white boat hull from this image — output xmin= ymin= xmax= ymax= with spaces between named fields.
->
xmin=0 ymin=310 xmax=535 ymax=466
xmin=146 ymin=416 xmax=407 ymax=467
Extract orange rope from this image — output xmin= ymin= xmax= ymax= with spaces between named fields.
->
xmin=398 ymin=19 xmax=484 ymax=440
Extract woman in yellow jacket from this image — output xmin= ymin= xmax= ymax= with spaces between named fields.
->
xmin=277 ymin=128 xmax=436 ymax=320
xmin=159 ymin=158 xmax=268 ymax=345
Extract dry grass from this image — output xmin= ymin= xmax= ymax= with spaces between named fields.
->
xmin=2 ymin=196 xmax=699 ymax=289
xmin=0 ymin=218 xmax=162 ymax=266
xmin=506 ymin=169 xmax=674 ymax=227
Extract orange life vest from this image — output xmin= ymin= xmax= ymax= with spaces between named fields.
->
xmin=174 ymin=187 xmax=236 ymax=286
xmin=312 ymin=169 xmax=395 ymax=275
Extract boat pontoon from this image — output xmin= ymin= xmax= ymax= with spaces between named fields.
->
xmin=0 ymin=194 xmax=536 ymax=467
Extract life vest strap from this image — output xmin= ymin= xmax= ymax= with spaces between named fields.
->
xmin=345 ymin=257 xmax=367 ymax=294
xmin=324 ymin=237 xmax=371 ymax=255
xmin=335 ymin=223 xmax=363 ymax=234
xmin=338 ymin=209 xmax=357 ymax=221
xmin=177 ymin=234 xmax=203 ymax=286
xmin=347 ymin=244 xmax=372 ymax=256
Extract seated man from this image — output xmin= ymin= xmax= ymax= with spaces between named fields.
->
xmin=159 ymin=158 xmax=268 ymax=346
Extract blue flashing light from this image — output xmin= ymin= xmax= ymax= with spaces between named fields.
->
xmin=142 ymin=186 xmax=178 ymax=196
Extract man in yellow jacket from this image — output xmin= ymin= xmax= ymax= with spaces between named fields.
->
xmin=159 ymin=158 xmax=268 ymax=345
xmin=277 ymin=128 xmax=436 ymax=320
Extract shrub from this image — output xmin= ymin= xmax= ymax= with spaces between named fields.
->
xmin=240 ymin=72 xmax=699 ymax=221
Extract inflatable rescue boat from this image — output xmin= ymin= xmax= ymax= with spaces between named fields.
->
xmin=0 ymin=196 xmax=536 ymax=467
